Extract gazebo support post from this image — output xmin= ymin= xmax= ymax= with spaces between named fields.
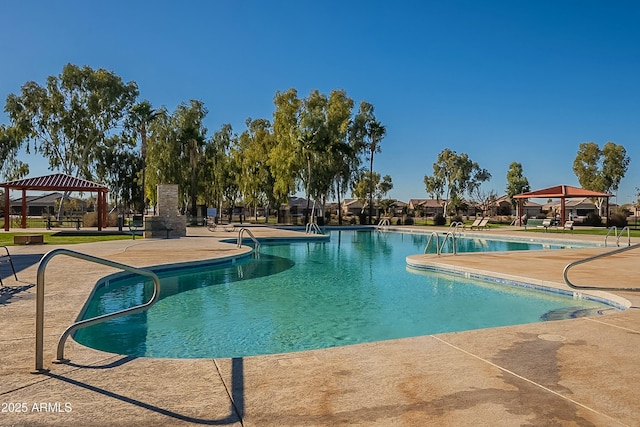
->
xmin=3 ymin=186 xmax=9 ymax=231
xmin=21 ymin=189 xmax=27 ymax=228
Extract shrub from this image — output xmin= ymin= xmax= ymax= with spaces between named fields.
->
xmin=583 ymin=212 xmax=603 ymax=226
xmin=404 ymin=217 xmax=414 ymax=225
xmin=452 ymin=215 xmax=463 ymax=223
xmin=609 ymin=212 xmax=628 ymax=228
xmin=433 ymin=213 xmax=446 ymax=226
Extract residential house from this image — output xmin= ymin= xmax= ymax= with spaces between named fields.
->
xmin=408 ymin=199 xmax=445 ymax=217
xmin=10 ymin=192 xmax=87 ymax=216
xmin=492 ymin=195 xmax=542 ymax=217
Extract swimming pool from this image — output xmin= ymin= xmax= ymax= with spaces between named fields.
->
xmin=74 ymin=230 xmax=613 ymax=358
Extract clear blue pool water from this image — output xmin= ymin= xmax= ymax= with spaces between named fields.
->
xmin=74 ymin=230 xmax=610 ymax=358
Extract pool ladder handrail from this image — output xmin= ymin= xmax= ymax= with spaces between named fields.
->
xmin=305 ymin=222 xmax=322 ymax=234
xmin=447 ymin=221 xmax=464 ymax=235
xmin=439 ymin=231 xmax=458 ymax=255
xmin=237 ymin=227 xmax=261 ymax=252
xmin=424 ymin=232 xmax=441 ymax=254
xmin=33 ymin=248 xmax=161 ymax=373
xmin=563 ymin=243 xmax=640 ymax=292
xmin=0 ymin=245 xmax=19 ymax=286
xmin=376 ymin=218 xmax=391 ymax=232
xmin=604 ymin=225 xmax=631 ymax=247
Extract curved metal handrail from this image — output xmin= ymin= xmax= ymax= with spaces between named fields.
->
xmin=305 ymin=222 xmax=322 ymax=234
xmin=439 ymin=231 xmax=457 ymax=255
xmin=563 ymin=243 xmax=640 ymax=292
xmin=377 ymin=218 xmax=391 ymax=231
xmin=604 ymin=226 xmax=617 ymax=247
xmin=424 ymin=232 xmax=441 ymax=254
xmin=617 ymin=226 xmax=631 ymax=247
xmin=237 ymin=227 xmax=261 ymax=251
xmin=34 ymin=248 xmax=161 ymax=373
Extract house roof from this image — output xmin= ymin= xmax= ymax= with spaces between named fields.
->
xmin=1 ymin=173 xmax=108 ymax=192
xmin=513 ymin=185 xmax=611 ymax=199
xmin=413 ymin=199 xmax=445 ymax=208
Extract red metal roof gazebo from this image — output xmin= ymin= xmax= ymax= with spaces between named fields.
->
xmin=513 ymin=184 xmax=612 ymax=226
xmin=2 ymin=173 xmax=109 ymax=231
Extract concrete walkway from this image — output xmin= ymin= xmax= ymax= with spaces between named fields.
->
xmin=1 ymin=226 xmax=638 ymax=426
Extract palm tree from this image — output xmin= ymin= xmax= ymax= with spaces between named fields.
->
xmin=365 ymin=120 xmax=386 ymax=224
xmin=128 ymin=100 xmax=158 ymax=212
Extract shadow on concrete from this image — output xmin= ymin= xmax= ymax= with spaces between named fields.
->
xmin=0 ymin=283 xmax=35 ymax=305
xmin=45 ymin=356 xmax=245 ymax=425
xmin=1 ymin=253 xmax=45 ymax=276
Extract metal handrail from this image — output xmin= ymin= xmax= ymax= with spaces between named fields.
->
xmin=447 ymin=221 xmax=463 ymax=236
xmin=377 ymin=218 xmax=391 ymax=231
xmin=237 ymin=227 xmax=260 ymax=251
xmin=604 ymin=226 xmax=617 ymax=247
xmin=439 ymin=231 xmax=457 ymax=255
xmin=563 ymin=243 xmax=640 ymax=292
xmin=424 ymin=232 xmax=440 ymax=254
xmin=617 ymin=226 xmax=631 ymax=247
xmin=305 ymin=222 xmax=322 ymax=234
xmin=34 ymin=248 xmax=161 ymax=373
xmin=0 ymin=245 xmax=18 ymax=286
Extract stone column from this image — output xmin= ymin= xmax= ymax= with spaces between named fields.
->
xmin=144 ymin=184 xmax=186 ymax=238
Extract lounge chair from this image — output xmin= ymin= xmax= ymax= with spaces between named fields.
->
xmin=223 ymin=223 xmax=241 ymax=232
xmin=562 ymin=220 xmax=574 ymax=233
xmin=471 ymin=218 xmax=489 ymax=230
xmin=463 ymin=217 xmax=482 ymax=230
xmin=538 ymin=218 xmax=552 ymax=232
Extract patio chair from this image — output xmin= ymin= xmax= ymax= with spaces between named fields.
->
xmin=464 ymin=217 xmax=482 ymax=230
xmin=0 ymin=246 xmax=18 ymax=286
xmin=562 ymin=220 xmax=574 ymax=233
xmin=538 ymin=218 xmax=552 ymax=232
xmin=471 ymin=218 xmax=489 ymax=230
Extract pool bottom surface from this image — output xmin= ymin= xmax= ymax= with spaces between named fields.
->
xmin=74 ymin=231 xmax=612 ymax=359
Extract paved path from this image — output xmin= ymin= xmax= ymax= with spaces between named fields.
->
xmin=1 ymin=226 xmax=638 ymax=426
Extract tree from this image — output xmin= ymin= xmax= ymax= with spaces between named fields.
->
xmin=203 ymin=124 xmax=235 ymax=218
xmin=127 ymin=100 xmax=158 ymax=211
xmin=573 ymin=141 xmax=630 ymax=214
xmin=299 ymin=90 xmax=330 ymax=223
xmin=424 ymin=148 xmax=491 ymax=216
xmin=269 ymin=88 xmax=303 ymax=217
xmin=351 ymin=101 xmax=386 ymax=224
xmin=145 ymin=101 xmax=208 ymax=217
xmin=175 ymin=100 xmax=208 ymax=220
xmin=506 ymin=162 xmax=530 ymax=218
xmin=352 ymin=171 xmax=393 ymax=221
xmin=237 ymin=118 xmax=274 ymax=222
xmin=325 ymin=89 xmax=356 ymax=225
xmin=4 ymin=63 xmax=138 ymax=179
xmin=95 ymin=140 xmax=143 ymax=214
xmin=0 ymin=125 xmax=29 ymax=181
xmin=145 ymin=107 xmax=179 ymax=209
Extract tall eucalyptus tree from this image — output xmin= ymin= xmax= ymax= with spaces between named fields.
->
xmin=237 ymin=118 xmax=274 ymax=221
xmin=4 ymin=63 xmax=138 ymax=179
xmin=269 ymin=88 xmax=302 ymax=220
xmin=351 ymin=101 xmax=386 ymax=224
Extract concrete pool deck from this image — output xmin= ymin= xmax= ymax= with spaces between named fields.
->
xmin=1 ymin=225 xmax=639 ymax=426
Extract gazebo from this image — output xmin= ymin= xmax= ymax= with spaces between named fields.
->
xmin=513 ymin=185 xmax=612 ymax=226
xmin=2 ymin=173 xmax=109 ymax=231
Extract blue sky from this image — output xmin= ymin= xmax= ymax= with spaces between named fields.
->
xmin=1 ymin=1 xmax=639 ymax=205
